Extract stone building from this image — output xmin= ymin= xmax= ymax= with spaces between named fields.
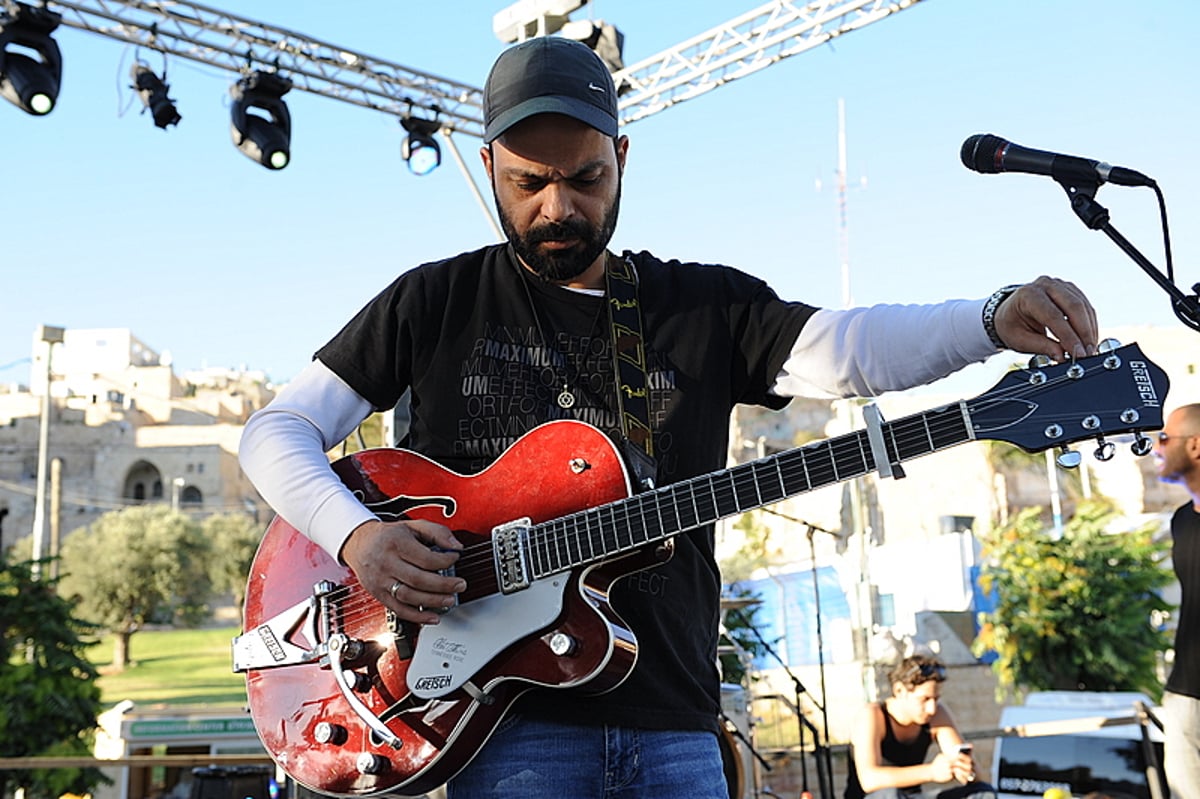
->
xmin=0 ymin=328 xmax=276 ymax=553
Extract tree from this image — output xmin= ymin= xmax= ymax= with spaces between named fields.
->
xmin=0 ymin=554 xmax=107 ymax=799
xmin=203 ymin=512 xmax=264 ymax=611
xmin=57 ymin=505 xmax=212 ymax=669
xmin=974 ymin=499 xmax=1174 ymax=701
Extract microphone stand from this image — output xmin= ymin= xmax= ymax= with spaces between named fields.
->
xmin=753 ymin=508 xmax=841 ymax=798
xmin=1058 ymin=178 xmax=1200 ymax=333
xmin=729 ymin=606 xmax=831 ymax=799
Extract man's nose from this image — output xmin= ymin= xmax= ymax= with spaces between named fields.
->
xmin=540 ymin=182 xmax=576 ymax=222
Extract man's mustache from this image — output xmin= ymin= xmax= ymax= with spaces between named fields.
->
xmin=525 ymin=219 xmax=593 ymax=243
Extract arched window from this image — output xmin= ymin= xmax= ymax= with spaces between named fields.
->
xmin=123 ymin=461 xmax=164 ymax=505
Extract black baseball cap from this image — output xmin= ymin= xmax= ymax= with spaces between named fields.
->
xmin=483 ymin=36 xmax=618 ymax=143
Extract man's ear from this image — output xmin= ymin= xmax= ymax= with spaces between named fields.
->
xmin=1187 ymin=433 xmax=1200 ymax=462
xmin=480 ymin=144 xmax=494 ymax=186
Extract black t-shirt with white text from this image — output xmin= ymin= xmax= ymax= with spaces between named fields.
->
xmin=316 ymin=243 xmax=816 ymax=732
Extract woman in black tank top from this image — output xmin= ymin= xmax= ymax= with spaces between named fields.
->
xmin=844 ymin=655 xmax=996 ymax=799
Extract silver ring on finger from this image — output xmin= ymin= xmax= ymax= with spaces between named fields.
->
xmin=388 ymin=579 xmax=404 ymax=600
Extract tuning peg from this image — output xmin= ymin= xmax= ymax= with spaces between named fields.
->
xmin=1028 ymin=354 xmax=1053 ymax=369
xmin=1056 ymin=447 xmax=1082 ymax=469
xmin=1097 ymin=338 xmax=1122 ymax=354
xmin=1131 ymin=434 xmax=1154 ymax=457
xmin=1094 ymin=437 xmax=1116 ymax=462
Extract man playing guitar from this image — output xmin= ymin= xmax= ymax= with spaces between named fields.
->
xmin=239 ymin=35 xmax=1101 ymax=799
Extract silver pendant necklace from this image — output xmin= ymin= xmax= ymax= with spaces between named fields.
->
xmin=515 ymin=264 xmax=606 ymax=413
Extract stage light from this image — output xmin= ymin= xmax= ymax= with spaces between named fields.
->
xmin=561 ymin=20 xmax=628 ymax=93
xmin=401 ymin=115 xmax=441 ymax=176
xmin=230 ymin=71 xmax=292 ymax=170
xmin=131 ymin=62 xmax=180 ymax=129
xmin=0 ymin=2 xmax=63 ymax=116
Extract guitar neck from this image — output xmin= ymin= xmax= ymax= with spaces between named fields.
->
xmin=524 ymin=401 xmax=974 ymax=579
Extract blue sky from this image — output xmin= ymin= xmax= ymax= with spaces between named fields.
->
xmin=2 ymin=0 xmax=1197 ymax=388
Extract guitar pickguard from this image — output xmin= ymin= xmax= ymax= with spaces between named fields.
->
xmin=407 ymin=575 xmax=567 ymax=698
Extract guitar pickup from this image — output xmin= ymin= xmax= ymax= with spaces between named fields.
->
xmin=232 ymin=592 xmax=325 ymax=671
xmin=492 ymin=517 xmax=532 ymax=594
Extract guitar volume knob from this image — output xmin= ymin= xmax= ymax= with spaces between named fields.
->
xmin=356 ymin=753 xmax=389 ymax=775
xmin=548 ymin=632 xmax=578 ymax=657
xmin=313 ymin=721 xmax=348 ymax=745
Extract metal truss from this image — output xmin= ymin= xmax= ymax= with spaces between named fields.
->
xmin=614 ymin=0 xmax=924 ymax=125
xmin=28 ymin=0 xmax=923 ymax=138
xmin=41 ymin=0 xmax=486 ymax=136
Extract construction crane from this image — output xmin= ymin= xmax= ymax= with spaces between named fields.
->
xmin=25 ymin=0 xmax=924 ymax=136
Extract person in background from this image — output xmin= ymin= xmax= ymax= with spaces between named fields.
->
xmin=1153 ymin=402 xmax=1200 ymax=799
xmin=844 ymin=655 xmax=997 ymax=798
xmin=240 ymin=35 xmax=1099 ymax=799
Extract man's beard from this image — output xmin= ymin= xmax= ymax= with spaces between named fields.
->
xmin=497 ymin=186 xmax=621 ymax=283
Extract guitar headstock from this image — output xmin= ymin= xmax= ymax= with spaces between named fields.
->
xmin=967 ymin=341 xmax=1168 ymax=461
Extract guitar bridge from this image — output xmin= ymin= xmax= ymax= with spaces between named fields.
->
xmin=492 ymin=517 xmax=533 ymax=594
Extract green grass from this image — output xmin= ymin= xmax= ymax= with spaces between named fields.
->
xmin=88 ymin=626 xmax=248 ymax=708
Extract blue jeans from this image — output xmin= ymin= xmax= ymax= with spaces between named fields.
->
xmin=445 ymin=715 xmax=728 ymax=798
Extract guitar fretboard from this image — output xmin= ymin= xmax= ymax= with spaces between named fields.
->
xmin=525 ymin=401 xmax=973 ymax=578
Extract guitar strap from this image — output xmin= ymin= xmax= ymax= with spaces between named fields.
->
xmin=605 ymin=252 xmax=658 ymax=491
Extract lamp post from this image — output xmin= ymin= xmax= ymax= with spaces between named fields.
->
xmin=172 ymin=476 xmax=185 ymax=510
xmin=30 ymin=324 xmax=65 ymax=579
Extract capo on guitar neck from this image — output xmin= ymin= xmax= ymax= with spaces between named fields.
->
xmin=863 ymin=403 xmax=906 ymax=479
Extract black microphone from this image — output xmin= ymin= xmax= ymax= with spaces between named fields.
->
xmin=961 ymin=133 xmax=1154 ymax=187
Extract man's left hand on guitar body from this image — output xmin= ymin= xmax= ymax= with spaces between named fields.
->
xmin=993 ymin=276 xmax=1099 ymax=360
xmin=341 ymin=518 xmax=465 ymax=624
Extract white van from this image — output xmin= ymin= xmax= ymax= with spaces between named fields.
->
xmin=991 ymin=691 xmax=1165 ymax=798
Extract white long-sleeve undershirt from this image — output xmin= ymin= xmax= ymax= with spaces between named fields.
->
xmin=238 ymin=298 xmax=996 ymax=560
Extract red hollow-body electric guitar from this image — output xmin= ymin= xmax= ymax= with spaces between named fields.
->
xmin=234 ymin=342 xmax=1168 ymax=796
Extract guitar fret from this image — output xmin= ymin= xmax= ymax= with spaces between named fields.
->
xmin=632 ymin=494 xmax=651 ymax=546
xmin=804 ymin=441 xmax=835 ymax=488
xmin=617 ymin=502 xmax=634 ymax=550
xmin=582 ymin=513 xmax=596 ymax=563
xmin=714 ymin=471 xmax=737 ymax=517
xmin=565 ymin=516 xmax=582 ymax=567
xmin=733 ymin=463 xmax=759 ymax=511
xmin=601 ymin=504 xmax=619 ymax=553
xmin=595 ymin=507 xmax=617 ymax=558
xmin=797 ymin=448 xmax=812 ymax=493
xmin=649 ymin=494 xmax=666 ymax=544
xmin=777 ymin=449 xmax=811 ymax=496
xmin=677 ymin=482 xmax=700 ymax=530
xmin=554 ymin=521 xmax=569 ymax=570
xmin=666 ymin=485 xmax=683 ymax=533
xmin=702 ymin=475 xmax=719 ymax=522
xmin=528 ymin=526 xmax=543 ymax=576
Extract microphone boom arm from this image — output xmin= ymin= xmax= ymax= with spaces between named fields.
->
xmin=1055 ymin=176 xmax=1200 ymax=333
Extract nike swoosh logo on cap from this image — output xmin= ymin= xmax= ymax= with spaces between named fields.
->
xmin=587 ymin=82 xmax=606 ymax=93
